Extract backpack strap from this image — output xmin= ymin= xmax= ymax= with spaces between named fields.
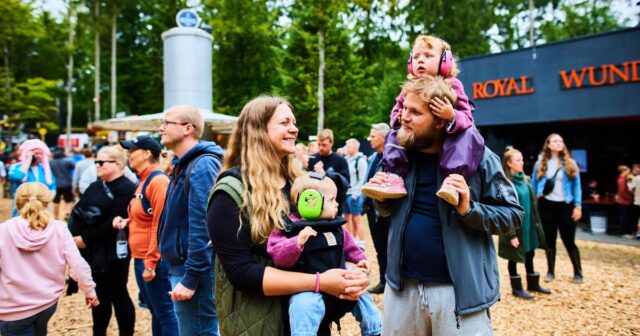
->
xmin=208 ymin=175 xmax=244 ymax=208
xmin=137 ymin=170 xmax=166 ymax=216
xmin=184 ymin=153 xmax=223 ymax=196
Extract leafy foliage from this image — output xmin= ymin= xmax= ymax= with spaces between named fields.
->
xmin=0 ymin=0 xmax=633 ymax=141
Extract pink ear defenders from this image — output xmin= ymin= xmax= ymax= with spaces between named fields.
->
xmin=407 ymin=49 xmax=453 ymax=77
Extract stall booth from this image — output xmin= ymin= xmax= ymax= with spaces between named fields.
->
xmin=457 ymin=27 xmax=640 ymax=234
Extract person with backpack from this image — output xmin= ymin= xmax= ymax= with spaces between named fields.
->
xmin=343 ymin=138 xmax=368 ymax=250
xmin=113 ymin=135 xmax=178 ymax=335
xmin=207 ymin=96 xmax=369 ymax=336
xmin=158 ymin=105 xmax=224 ymax=335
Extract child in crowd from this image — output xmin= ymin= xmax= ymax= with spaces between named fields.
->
xmin=362 ymin=35 xmax=485 ymax=206
xmin=267 ymin=172 xmax=382 ymax=336
xmin=0 ymin=182 xmax=99 ymax=335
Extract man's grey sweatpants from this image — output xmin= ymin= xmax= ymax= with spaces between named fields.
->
xmin=382 ymin=281 xmax=493 ymax=336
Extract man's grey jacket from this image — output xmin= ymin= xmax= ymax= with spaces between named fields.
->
xmin=375 ymin=147 xmax=523 ymax=316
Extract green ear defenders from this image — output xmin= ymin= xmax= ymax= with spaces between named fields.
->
xmin=297 ymin=172 xmax=325 ymax=220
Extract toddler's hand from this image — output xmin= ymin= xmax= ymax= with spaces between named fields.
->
xmin=510 ymin=238 xmax=519 ymax=248
xmin=297 ymin=226 xmax=317 ymax=247
xmin=314 ymin=161 xmax=325 ymax=174
xmin=356 ymin=260 xmax=371 ymax=274
xmin=429 ymin=97 xmax=455 ymax=122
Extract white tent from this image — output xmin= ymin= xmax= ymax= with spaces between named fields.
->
xmin=92 ymin=109 xmax=237 ymax=132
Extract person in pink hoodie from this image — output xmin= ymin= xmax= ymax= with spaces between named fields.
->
xmin=0 ymin=182 xmax=98 ymax=336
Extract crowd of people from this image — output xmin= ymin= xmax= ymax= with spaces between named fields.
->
xmin=0 ymin=34 xmax=637 ymax=336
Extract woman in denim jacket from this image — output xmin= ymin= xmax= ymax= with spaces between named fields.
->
xmin=531 ymin=133 xmax=583 ymax=284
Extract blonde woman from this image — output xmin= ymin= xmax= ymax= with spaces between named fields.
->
xmin=0 ymin=182 xmax=98 ymax=335
xmin=70 ymin=146 xmax=137 ymax=335
xmin=500 ymin=147 xmax=550 ymax=300
xmin=207 ymin=96 xmax=369 ymax=336
xmin=531 ymin=134 xmax=583 ymax=283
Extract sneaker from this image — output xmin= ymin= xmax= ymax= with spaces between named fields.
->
xmin=436 ymin=183 xmax=459 ymax=206
xmin=361 ymin=173 xmax=407 ymax=200
xmin=622 ymin=234 xmax=634 ymax=239
xmin=355 ymin=238 xmax=365 ymax=252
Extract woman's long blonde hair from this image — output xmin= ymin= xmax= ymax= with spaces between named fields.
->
xmin=224 ymin=95 xmax=301 ymax=244
xmin=502 ymin=146 xmax=521 ymax=182
xmin=15 ymin=182 xmax=53 ymax=230
xmin=536 ymin=133 xmax=578 ymax=180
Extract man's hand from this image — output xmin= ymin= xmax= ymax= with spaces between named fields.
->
xmin=170 ymin=282 xmax=195 ymax=301
xmin=444 ymin=174 xmax=470 ymax=215
xmin=74 ymin=236 xmax=86 ymax=249
xmin=429 ymin=97 xmax=455 ymax=122
xmin=510 ymin=238 xmax=519 ymax=248
xmin=297 ymin=226 xmax=317 ymax=248
xmin=313 ymin=161 xmax=325 ymax=174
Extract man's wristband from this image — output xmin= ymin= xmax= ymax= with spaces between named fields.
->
xmin=314 ymin=272 xmax=320 ymax=293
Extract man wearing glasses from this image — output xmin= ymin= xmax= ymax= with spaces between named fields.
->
xmin=157 ymin=105 xmax=224 ymax=335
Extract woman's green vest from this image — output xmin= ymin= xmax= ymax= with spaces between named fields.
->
xmin=209 ymin=175 xmax=283 ymax=336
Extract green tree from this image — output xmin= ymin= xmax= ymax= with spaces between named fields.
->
xmin=539 ymin=0 xmax=623 ymax=42
xmin=280 ymin=0 xmax=374 ymax=142
xmin=8 ymin=77 xmax=63 ymax=131
xmin=203 ymin=0 xmax=282 ymax=116
xmin=0 ymin=0 xmax=43 ymax=116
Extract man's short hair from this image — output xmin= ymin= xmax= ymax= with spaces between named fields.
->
xmin=402 ymin=76 xmax=458 ymax=113
xmin=371 ymin=123 xmax=390 ymax=137
xmin=317 ymin=129 xmax=334 ymax=142
xmin=346 ymin=138 xmax=360 ymax=150
xmin=173 ymin=105 xmax=205 ymax=139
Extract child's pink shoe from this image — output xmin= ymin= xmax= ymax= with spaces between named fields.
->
xmin=436 ymin=183 xmax=459 ymax=206
xmin=361 ymin=173 xmax=407 ymax=200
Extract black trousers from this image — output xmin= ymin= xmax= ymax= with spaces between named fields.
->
xmin=538 ymin=198 xmax=578 ymax=253
xmin=92 ymin=258 xmax=135 ymax=336
xmin=366 ymin=208 xmax=390 ymax=285
xmin=508 ymin=250 xmax=535 ymax=276
xmin=618 ymin=204 xmax=636 ymax=235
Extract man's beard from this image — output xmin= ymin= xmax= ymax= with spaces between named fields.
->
xmin=397 ymin=126 xmax=436 ymax=150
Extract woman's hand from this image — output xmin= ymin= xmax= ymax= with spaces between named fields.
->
xmin=510 ymin=237 xmax=519 ymax=248
xmin=112 ymin=216 xmax=127 ymax=229
xmin=572 ymin=207 xmax=582 ymax=222
xmin=143 ymin=268 xmax=156 ymax=282
xmin=319 ymin=268 xmax=368 ymax=300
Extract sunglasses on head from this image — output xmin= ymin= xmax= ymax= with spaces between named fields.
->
xmin=95 ymin=160 xmax=116 ymax=167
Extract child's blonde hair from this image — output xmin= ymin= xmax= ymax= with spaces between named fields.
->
xmin=290 ymin=173 xmax=337 ymax=207
xmin=409 ymin=35 xmax=460 ymax=78
xmin=15 ymin=182 xmax=53 ymax=230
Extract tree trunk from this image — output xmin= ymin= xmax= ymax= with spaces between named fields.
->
xmin=3 ymin=42 xmax=10 ymax=116
xmin=110 ymin=2 xmax=117 ymax=119
xmin=66 ymin=7 xmax=76 ymax=155
xmin=317 ymin=28 xmax=325 ymax=134
xmin=94 ymin=0 xmax=101 ymax=123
